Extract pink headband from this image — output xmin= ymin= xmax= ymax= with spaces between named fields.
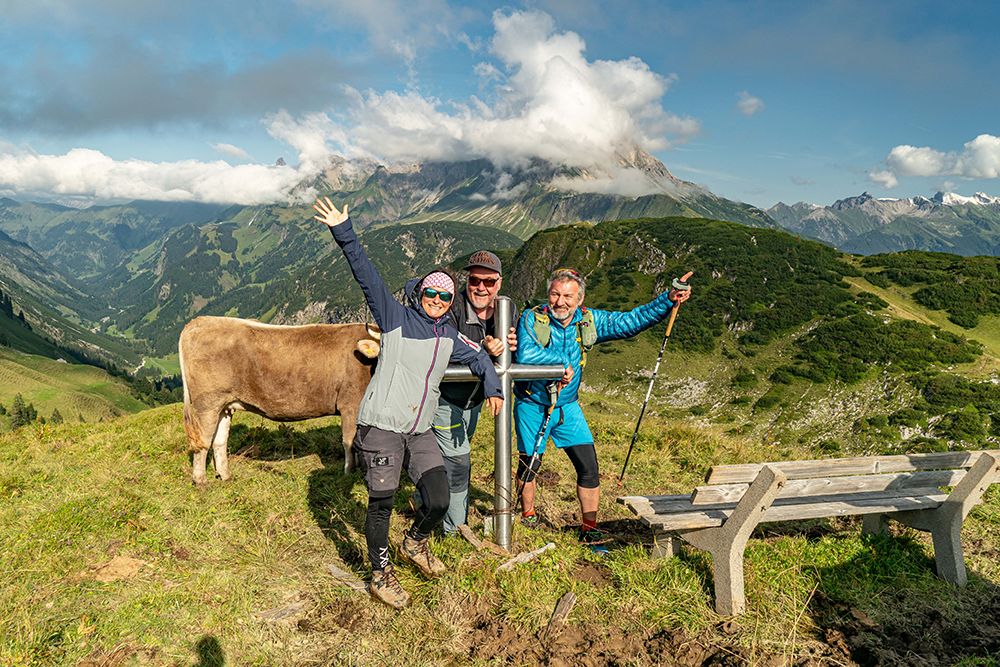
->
xmin=421 ymin=271 xmax=455 ymax=294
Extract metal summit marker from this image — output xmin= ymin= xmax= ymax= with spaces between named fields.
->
xmin=443 ymin=296 xmax=564 ymax=551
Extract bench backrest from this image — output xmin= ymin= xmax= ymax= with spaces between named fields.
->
xmin=692 ymin=450 xmax=997 ymax=506
xmin=704 ymin=450 xmax=987 ymax=484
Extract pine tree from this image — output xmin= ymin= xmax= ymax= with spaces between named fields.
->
xmin=50 ymin=408 xmax=63 ymax=424
xmin=11 ymin=394 xmax=29 ymax=429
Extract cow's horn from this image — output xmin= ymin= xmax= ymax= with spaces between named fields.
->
xmin=366 ymin=322 xmax=381 ymax=340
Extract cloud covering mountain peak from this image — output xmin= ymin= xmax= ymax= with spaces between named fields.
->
xmin=0 ymin=9 xmax=698 ymax=207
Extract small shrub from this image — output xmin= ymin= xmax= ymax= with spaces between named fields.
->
xmin=769 ymin=369 xmax=794 ymax=385
xmin=754 ymin=395 xmax=781 ymax=410
xmin=732 ymin=368 xmax=758 ymax=388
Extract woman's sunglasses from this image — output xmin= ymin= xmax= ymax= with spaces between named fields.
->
xmin=422 ymin=288 xmax=453 ymax=302
xmin=468 ymin=276 xmax=498 ymax=288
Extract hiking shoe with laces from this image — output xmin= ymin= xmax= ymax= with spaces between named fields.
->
xmin=580 ymin=526 xmax=610 ymax=556
xmin=399 ymin=534 xmax=447 ymax=578
xmin=369 ymin=565 xmax=410 ymax=609
xmin=521 ymin=513 xmax=539 ymax=529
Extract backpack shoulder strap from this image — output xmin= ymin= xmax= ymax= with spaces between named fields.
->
xmin=578 ymin=307 xmax=597 ymax=351
xmin=530 ymin=305 xmax=551 ymax=348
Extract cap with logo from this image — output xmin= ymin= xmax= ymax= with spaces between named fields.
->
xmin=464 ymin=250 xmax=502 ymax=276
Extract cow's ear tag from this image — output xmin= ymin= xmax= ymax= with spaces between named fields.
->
xmin=357 ymin=340 xmax=380 ymax=358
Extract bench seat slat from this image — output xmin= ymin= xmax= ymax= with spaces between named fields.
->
xmin=641 ymin=492 xmax=948 ymax=531
xmin=691 ymin=469 xmax=966 ymax=505
xmin=704 ymin=451 xmax=990 ymax=484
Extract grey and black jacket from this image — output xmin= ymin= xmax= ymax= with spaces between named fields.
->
xmin=329 ymin=218 xmax=502 ymax=434
xmin=439 ymin=290 xmax=518 ymax=410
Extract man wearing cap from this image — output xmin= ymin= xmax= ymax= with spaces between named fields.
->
xmin=426 ymin=250 xmax=518 ymax=535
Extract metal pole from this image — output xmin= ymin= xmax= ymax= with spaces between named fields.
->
xmin=493 ymin=297 xmax=514 ymax=550
xmin=441 ymin=301 xmax=563 ymax=551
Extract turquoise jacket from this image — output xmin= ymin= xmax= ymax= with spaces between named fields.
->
xmin=514 ymin=293 xmax=675 ymax=408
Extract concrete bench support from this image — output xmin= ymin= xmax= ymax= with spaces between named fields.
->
xmin=652 ymin=528 xmax=681 ymax=559
xmin=676 ymin=466 xmax=787 ymax=616
xmin=892 ymin=452 xmax=999 ymax=586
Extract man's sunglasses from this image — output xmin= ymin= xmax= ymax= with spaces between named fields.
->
xmin=422 ymin=288 xmax=453 ymax=302
xmin=468 ymin=276 xmax=498 ymax=288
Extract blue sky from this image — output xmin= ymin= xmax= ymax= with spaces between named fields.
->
xmin=0 ymin=0 xmax=998 ymax=209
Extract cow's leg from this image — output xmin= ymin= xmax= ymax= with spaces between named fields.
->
xmin=340 ymin=410 xmax=359 ymax=474
xmin=192 ymin=448 xmax=210 ymax=485
xmin=212 ymin=410 xmax=233 ymax=481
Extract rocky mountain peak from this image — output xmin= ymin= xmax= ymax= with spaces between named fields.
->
xmin=613 ymin=141 xmax=683 ymax=186
xmin=830 ymin=192 xmax=875 ymax=211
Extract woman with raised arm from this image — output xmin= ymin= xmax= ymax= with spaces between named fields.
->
xmin=314 ymin=197 xmax=503 ymax=610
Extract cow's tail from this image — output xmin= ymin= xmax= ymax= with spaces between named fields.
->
xmin=178 ymin=330 xmax=205 ymax=453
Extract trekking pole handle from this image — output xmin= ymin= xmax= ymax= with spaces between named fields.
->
xmin=664 ymin=277 xmax=690 ymax=337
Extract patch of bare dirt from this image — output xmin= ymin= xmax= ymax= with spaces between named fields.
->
xmin=536 ymin=467 xmax=561 ymax=488
xmin=460 ymin=616 xmax=848 ymax=667
xmin=77 ymin=644 xmax=159 ymax=666
xmin=813 ymin=588 xmax=1000 ymax=666
xmin=573 ymin=562 xmax=612 ymax=589
xmin=86 ymin=556 xmax=147 ymax=583
xmin=300 ymin=597 xmax=369 ymax=634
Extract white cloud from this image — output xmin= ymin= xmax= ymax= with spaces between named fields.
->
xmin=0 ymin=9 xmax=697 ymax=206
xmin=312 ymin=9 xmax=698 ymax=170
xmin=289 ymin=0 xmax=468 ymax=67
xmin=552 ymin=167 xmax=683 ymax=198
xmin=790 ymin=176 xmax=813 ymax=185
xmin=210 ymin=143 xmax=253 ymax=161
xmin=868 ymin=170 xmax=900 ymax=189
xmin=734 ymin=91 xmax=764 ymax=116
xmin=0 ymin=144 xmax=313 ymax=205
xmin=882 ymin=134 xmax=1000 ymax=180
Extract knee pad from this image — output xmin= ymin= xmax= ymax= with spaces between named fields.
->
xmin=567 ymin=444 xmax=600 ymax=489
xmin=516 ymin=453 xmax=543 ymax=484
xmin=417 ymin=468 xmax=450 ymax=514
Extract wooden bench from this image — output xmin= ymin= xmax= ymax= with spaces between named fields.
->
xmin=618 ymin=450 xmax=1000 ymax=616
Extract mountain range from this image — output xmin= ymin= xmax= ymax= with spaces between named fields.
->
xmin=1 ymin=144 xmax=1000 ymax=373
xmin=0 ymin=147 xmax=779 ymax=361
xmin=767 ymin=191 xmax=1000 ymax=256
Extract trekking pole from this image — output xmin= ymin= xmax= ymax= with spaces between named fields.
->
xmin=514 ymin=381 xmax=561 ymax=514
xmin=617 ymin=273 xmax=692 ymax=490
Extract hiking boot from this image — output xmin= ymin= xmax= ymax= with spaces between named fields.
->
xmin=399 ymin=534 xmax=447 ymax=578
xmin=580 ymin=526 xmax=610 ymax=556
xmin=521 ymin=512 xmax=539 ymax=529
xmin=369 ymin=566 xmax=410 ymax=609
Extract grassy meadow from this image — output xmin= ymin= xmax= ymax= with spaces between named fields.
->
xmin=3 ymin=400 xmax=1000 ymax=666
xmin=0 ymin=347 xmax=147 ymax=428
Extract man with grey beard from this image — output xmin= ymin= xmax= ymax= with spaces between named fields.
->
xmin=414 ymin=251 xmax=517 ymax=535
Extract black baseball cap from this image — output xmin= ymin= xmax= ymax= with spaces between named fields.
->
xmin=464 ymin=250 xmax=502 ymax=276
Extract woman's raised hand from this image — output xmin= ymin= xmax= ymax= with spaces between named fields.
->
xmin=313 ymin=197 xmax=349 ymax=228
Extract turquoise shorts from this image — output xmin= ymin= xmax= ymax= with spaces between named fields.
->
xmin=514 ymin=399 xmax=594 ymax=456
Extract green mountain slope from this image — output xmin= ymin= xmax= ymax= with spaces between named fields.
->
xmin=0 ymin=198 xmax=227 ymax=278
xmin=95 ymin=217 xmax=524 ymax=354
xmin=0 ymin=347 xmax=146 ymax=427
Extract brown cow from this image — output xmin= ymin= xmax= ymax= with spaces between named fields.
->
xmin=179 ymin=316 xmax=379 ymax=484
